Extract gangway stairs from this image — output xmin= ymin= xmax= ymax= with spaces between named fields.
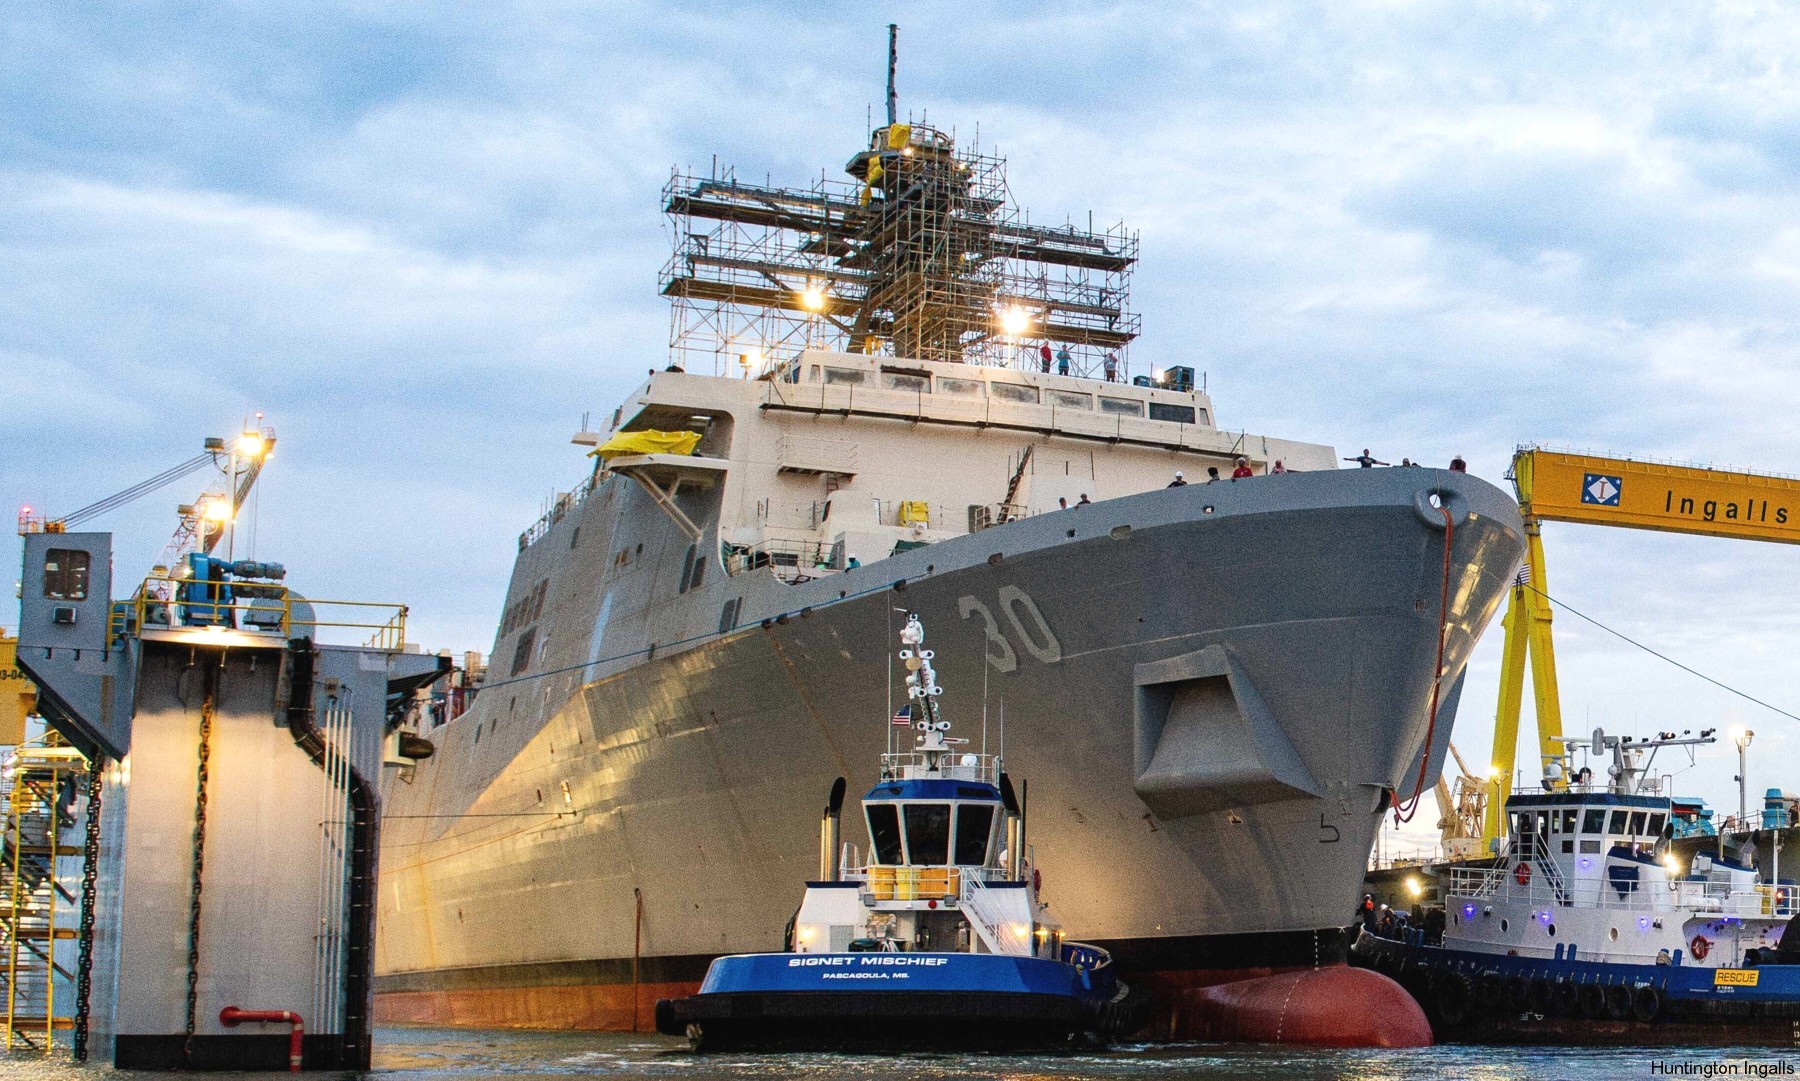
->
xmin=0 ymin=740 xmax=84 ymax=1053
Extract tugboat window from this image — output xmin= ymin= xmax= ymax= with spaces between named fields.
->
xmin=953 ymin=804 xmax=994 ymax=865
xmin=1608 ymin=810 xmax=1629 ymax=834
xmin=866 ymin=804 xmax=903 ymax=865
xmin=42 ymin=549 xmax=90 ymax=600
xmin=903 ymin=804 xmax=951 ymax=865
xmin=1629 ymin=811 xmax=1648 ymax=836
xmin=1647 ymin=813 xmax=1667 ymax=836
xmin=1560 ymin=809 xmax=1579 ymax=833
xmin=1583 ymin=809 xmax=1606 ymax=834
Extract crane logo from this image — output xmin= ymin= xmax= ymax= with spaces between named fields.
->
xmin=1581 ymin=473 xmax=1622 ymax=506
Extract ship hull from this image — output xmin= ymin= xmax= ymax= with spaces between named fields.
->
xmin=376 ymin=468 xmax=1523 ymax=1031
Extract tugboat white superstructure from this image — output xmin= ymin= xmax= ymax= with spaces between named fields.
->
xmin=655 ymin=615 xmax=1144 ymax=1050
xmin=1359 ymin=729 xmax=1800 ymax=1044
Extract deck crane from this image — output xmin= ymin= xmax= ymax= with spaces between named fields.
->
xmin=17 ymin=440 xmax=225 ymax=535
xmin=1482 ymin=446 xmax=1800 ymax=847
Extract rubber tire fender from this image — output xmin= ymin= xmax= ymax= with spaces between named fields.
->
xmin=1631 ymin=985 xmax=1664 ymax=1023
xmin=1434 ymin=970 xmax=1473 ymax=1029
xmin=1553 ymin=980 xmax=1581 ymax=1017
xmin=653 ymin=999 xmax=682 ymax=1038
xmin=1506 ymin=975 xmax=1533 ymax=1012
xmin=1527 ymin=977 xmax=1554 ymax=1014
xmin=1604 ymin=983 xmax=1632 ymax=1021
xmin=1578 ymin=982 xmax=1607 ymax=1020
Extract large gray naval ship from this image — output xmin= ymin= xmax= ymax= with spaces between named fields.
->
xmin=373 ymin=50 xmax=1526 ymax=1034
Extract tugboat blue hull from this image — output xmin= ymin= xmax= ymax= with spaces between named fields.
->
xmin=1356 ymin=932 xmax=1800 ymax=1045
xmin=657 ymin=952 xmax=1134 ymax=1051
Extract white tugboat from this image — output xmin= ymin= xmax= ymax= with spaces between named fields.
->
xmin=655 ymin=614 xmax=1147 ymax=1050
xmin=1357 ymin=729 xmax=1800 ymax=1044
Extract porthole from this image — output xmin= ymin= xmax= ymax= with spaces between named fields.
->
xmin=1548 ymin=924 xmax=1557 ymax=937
xmin=1609 ymin=928 xmax=1619 ymax=941
xmin=1500 ymin=919 xmax=1509 ymax=932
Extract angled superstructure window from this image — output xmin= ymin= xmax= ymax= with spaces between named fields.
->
xmin=952 ymin=804 xmax=994 ymax=866
xmin=866 ymin=804 xmax=903 ymax=865
xmin=43 ymin=549 xmax=90 ymax=600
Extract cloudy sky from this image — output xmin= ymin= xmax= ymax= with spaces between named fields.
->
xmin=7 ymin=2 xmax=1800 ymax=842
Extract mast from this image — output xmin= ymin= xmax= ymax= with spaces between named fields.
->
xmin=886 ymin=23 xmax=898 ymax=127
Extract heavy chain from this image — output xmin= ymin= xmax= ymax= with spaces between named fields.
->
xmin=72 ymin=753 xmax=105 ymax=1062
xmin=184 ymin=692 xmax=214 ymax=1064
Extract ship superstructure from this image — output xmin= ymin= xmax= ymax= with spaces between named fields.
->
xmin=373 ymin=41 xmax=1525 ymax=1042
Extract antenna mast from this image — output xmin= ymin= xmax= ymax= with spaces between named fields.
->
xmin=886 ymin=23 xmax=898 ymax=126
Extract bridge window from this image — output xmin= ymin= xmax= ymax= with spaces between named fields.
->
xmin=953 ymin=804 xmax=995 ymax=866
xmin=1583 ymin=809 xmax=1606 ymax=834
xmin=1148 ymin=402 xmax=1196 ymax=424
xmin=991 ymin=382 xmax=1039 ymax=404
xmin=937 ymin=377 xmax=984 ymax=397
xmin=1648 ymin=813 xmax=1667 ymax=837
xmin=1629 ymin=811 xmax=1648 ymax=836
xmin=903 ymin=803 xmax=951 ymax=865
xmin=1099 ymin=396 xmax=1144 ymax=417
xmin=881 ymin=373 xmax=928 ymax=393
xmin=823 ymin=367 xmax=867 ymax=386
xmin=1047 ymin=390 xmax=1092 ymax=410
xmin=42 ymin=549 xmax=90 ymax=601
xmin=1560 ymin=809 xmax=1579 ymax=834
xmin=866 ymin=804 xmax=903 ymax=864
xmin=1608 ymin=810 xmax=1629 ymax=834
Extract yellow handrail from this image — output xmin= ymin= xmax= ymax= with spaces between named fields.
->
xmin=131 ymin=575 xmax=408 ymax=650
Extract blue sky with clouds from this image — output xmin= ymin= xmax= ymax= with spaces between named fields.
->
xmin=7 ymin=1 xmax=1800 ymax=838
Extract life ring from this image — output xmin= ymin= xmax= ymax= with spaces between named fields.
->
xmin=1689 ymin=934 xmax=1712 ymax=961
xmin=1514 ymin=862 xmax=1532 ymax=885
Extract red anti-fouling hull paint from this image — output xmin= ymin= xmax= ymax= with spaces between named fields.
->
xmin=1174 ymin=966 xmax=1433 ymax=1048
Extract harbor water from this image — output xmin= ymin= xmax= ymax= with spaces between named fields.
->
xmin=2 ymin=1029 xmax=1793 ymax=1081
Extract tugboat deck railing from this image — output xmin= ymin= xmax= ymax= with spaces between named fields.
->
xmin=1448 ymin=865 xmax=1799 ymax=918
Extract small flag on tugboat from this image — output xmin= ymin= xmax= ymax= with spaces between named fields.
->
xmin=891 ymin=705 xmax=912 ymax=726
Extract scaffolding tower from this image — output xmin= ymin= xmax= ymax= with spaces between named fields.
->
xmin=663 ymin=121 xmax=1140 ymax=377
xmin=0 ymin=737 xmax=83 ymax=1053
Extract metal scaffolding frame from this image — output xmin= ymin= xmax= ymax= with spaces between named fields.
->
xmin=663 ymin=122 xmax=1140 ymax=377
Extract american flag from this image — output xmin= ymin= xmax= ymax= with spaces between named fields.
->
xmin=1514 ymin=564 xmax=1532 ymax=587
xmin=891 ymin=705 xmax=912 ymax=727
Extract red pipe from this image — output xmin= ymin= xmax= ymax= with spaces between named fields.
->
xmin=218 ymin=1006 xmax=304 ymax=1072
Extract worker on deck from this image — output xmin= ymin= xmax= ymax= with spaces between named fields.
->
xmin=1167 ymin=472 xmax=1187 ymax=488
xmin=1345 ymin=449 xmax=1387 ymax=468
xmin=1055 ymin=346 xmax=1072 ymax=376
xmin=1231 ymin=458 xmax=1254 ymax=479
xmin=1102 ymin=354 xmax=1118 ymax=382
xmin=1205 ymin=467 xmax=1221 ymax=483
xmin=1449 ymin=455 xmax=1467 ymax=472
xmin=1038 ymin=343 xmax=1053 ymax=372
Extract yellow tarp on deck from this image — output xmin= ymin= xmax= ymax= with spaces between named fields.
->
xmin=591 ymin=429 xmax=702 ymax=462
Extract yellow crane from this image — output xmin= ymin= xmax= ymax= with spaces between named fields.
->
xmin=1484 ymin=447 xmax=1800 ymax=845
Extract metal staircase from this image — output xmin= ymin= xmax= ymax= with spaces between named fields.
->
xmin=0 ymin=739 xmax=84 ymax=1053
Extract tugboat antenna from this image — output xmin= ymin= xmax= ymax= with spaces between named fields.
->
xmin=886 ymin=23 xmax=899 ymax=127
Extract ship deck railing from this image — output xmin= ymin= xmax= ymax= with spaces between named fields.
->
xmin=878 ymin=752 xmax=1000 ymax=784
xmin=1448 ymin=865 xmax=1799 ymax=918
xmin=838 ymin=862 xmax=1015 ymax=902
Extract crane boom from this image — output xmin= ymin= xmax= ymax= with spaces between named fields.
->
xmin=1483 ymin=446 xmax=1800 ymax=845
xmin=1519 ymin=449 xmax=1800 ymax=543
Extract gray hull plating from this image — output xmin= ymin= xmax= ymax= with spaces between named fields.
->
xmin=377 ymin=468 xmax=1522 ymax=985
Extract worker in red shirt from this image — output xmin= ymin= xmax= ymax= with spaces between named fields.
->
xmin=1231 ymin=458 xmax=1254 ymax=479
xmin=1038 ymin=343 xmax=1052 ymax=372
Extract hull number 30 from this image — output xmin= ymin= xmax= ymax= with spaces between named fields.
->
xmin=957 ymin=586 xmax=1061 ymax=672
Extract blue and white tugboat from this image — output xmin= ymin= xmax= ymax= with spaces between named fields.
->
xmin=1357 ymin=729 xmax=1800 ymax=1044
xmin=655 ymin=614 xmax=1146 ymax=1051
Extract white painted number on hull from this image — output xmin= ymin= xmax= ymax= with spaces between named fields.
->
xmin=958 ymin=587 xmax=1062 ymax=671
